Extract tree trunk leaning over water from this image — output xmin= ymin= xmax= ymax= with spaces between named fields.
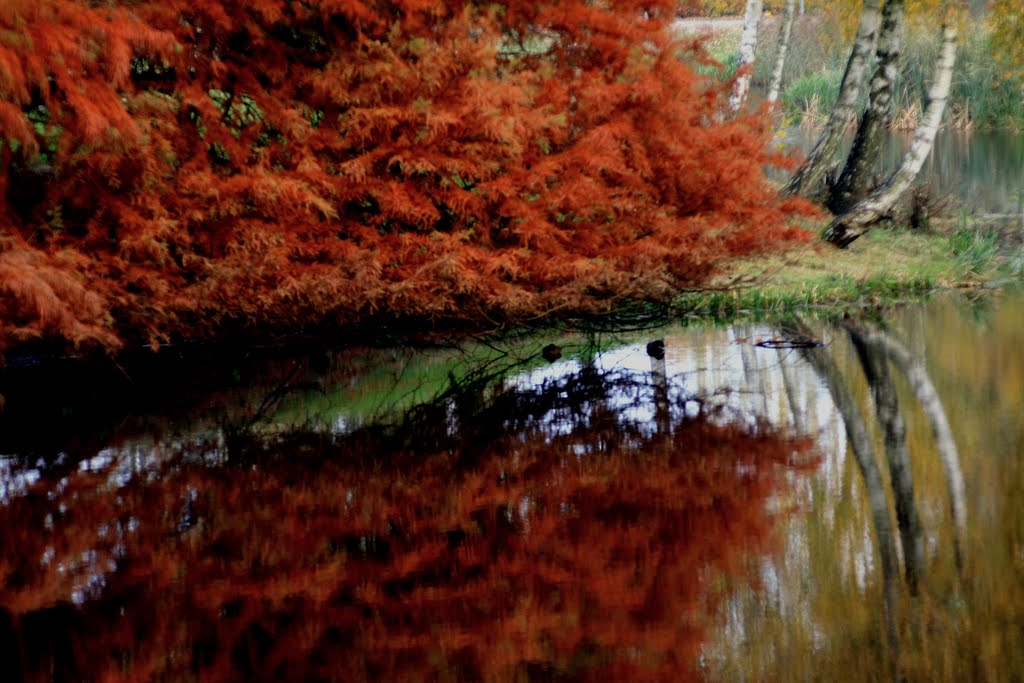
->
xmin=825 ymin=15 xmax=959 ymax=247
xmin=829 ymin=0 xmax=906 ymax=214
xmin=730 ymin=0 xmax=764 ymax=111
xmin=783 ymin=0 xmax=882 ymax=202
xmin=766 ymin=0 xmax=797 ymax=105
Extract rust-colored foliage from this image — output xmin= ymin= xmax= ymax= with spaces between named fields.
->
xmin=0 ymin=367 xmax=816 ymax=681
xmin=0 ymin=0 xmax=811 ymax=352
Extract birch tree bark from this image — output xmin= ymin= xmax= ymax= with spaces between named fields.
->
xmin=784 ymin=0 xmax=883 ymax=202
xmin=825 ymin=16 xmax=959 ymax=247
xmin=829 ymin=0 xmax=906 ymax=214
xmin=730 ymin=0 xmax=764 ymax=111
xmin=766 ymin=0 xmax=798 ymax=105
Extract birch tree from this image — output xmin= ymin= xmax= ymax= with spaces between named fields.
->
xmin=766 ymin=0 xmax=798 ymax=105
xmin=730 ymin=0 xmax=765 ymax=110
xmin=825 ymin=9 xmax=959 ymax=247
xmin=784 ymin=0 xmax=883 ymax=201
xmin=829 ymin=0 xmax=906 ymax=213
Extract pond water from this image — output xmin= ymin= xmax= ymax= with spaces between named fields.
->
xmin=1 ymin=290 xmax=1022 ymax=681
xmin=782 ymin=129 xmax=1024 ymax=217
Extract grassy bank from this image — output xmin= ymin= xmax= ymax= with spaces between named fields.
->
xmin=675 ymin=221 xmax=1016 ymax=319
xmin=1 ymin=221 xmax=1014 ymax=419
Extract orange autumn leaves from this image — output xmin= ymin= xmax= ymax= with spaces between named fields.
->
xmin=0 ymin=0 xmax=811 ymax=353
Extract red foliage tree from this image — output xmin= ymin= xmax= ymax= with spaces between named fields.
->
xmin=0 ymin=0 xmax=811 ymax=353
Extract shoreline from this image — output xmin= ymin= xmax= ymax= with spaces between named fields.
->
xmin=0 ymin=221 xmax=1012 ymax=378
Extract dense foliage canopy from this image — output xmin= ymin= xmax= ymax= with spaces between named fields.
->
xmin=0 ymin=0 xmax=809 ymax=354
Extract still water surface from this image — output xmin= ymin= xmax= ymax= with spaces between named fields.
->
xmin=0 ymin=291 xmax=1022 ymax=681
xmin=783 ymin=129 xmax=1024 ymax=216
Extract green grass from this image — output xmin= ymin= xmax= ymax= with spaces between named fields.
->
xmin=948 ymin=225 xmax=1001 ymax=274
xmin=684 ymin=27 xmax=742 ymax=79
xmin=781 ymin=70 xmax=842 ymax=122
xmin=896 ymin=23 xmax=1024 ymax=131
xmin=674 ymin=224 xmax=1005 ymax=320
xmin=676 ymin=274 xmax=938 ymax=320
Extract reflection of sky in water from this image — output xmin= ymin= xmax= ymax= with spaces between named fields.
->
xmin=0 ymin=322 xmax=867 ymax=621
xmin=0 ymin=324 xmax=853 ymax=502
xmin=506 ymin=325 xmax=845 ymax=454
xmin=0 ymin=455 xmax=40 ymax=503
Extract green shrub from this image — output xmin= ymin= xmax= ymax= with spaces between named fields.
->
xmin=949 ymin=226 xmax=1000 ymax=273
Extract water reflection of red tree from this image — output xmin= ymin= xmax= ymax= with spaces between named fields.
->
xmin=0 ymin=406 xmax=814 ymax=682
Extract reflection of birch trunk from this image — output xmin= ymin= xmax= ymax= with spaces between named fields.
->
xmin=849 ymin=323 xmax=968 ymax=571
xmin=777 ymin=348 xmax=806 ymax=434
xmin=849 ymin=328 xmax=925 ymax=593
xmin=789 ymin=321 xmax=901 ymax=670
xmin=649 ymin=340 xmax=670 ymax=436
xmin=739 ymin=327 xmax=770 ymax=421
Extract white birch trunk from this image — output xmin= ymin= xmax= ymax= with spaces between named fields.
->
xmin=830 ymin=0 xmax=906 ymax=213
xmin=784 ymin=0 xmax=882 ymax=201
xmin=729 ymin=0 xmax=764 ymax=111
xmin=825 ymin=17 xmax=959 ymax=247
xmin=766 ymin=0 xmax=797 ymax=105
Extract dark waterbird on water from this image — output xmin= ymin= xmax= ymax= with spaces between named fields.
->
xmin=542 ymin=344 xmax=562 ymax=363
